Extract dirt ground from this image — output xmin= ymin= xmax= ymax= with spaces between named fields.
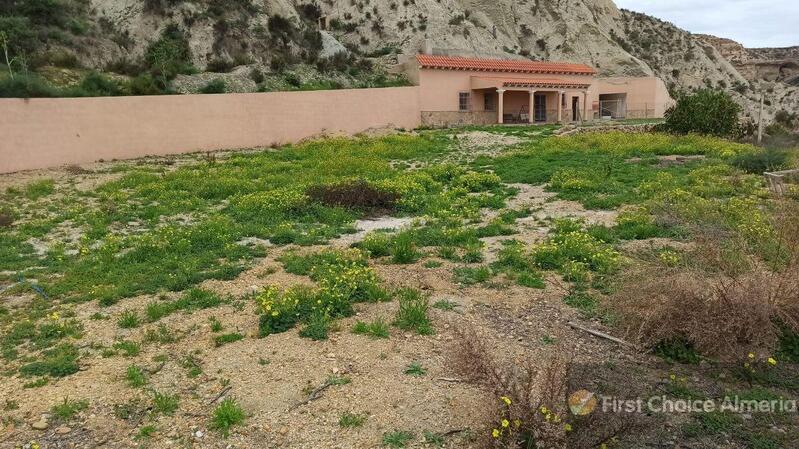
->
xmin=4 ymin=134 xmax=780 ymax=449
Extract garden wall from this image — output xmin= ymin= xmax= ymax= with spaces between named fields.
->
xmin=0 ymin=86 xmax=422 ymax=174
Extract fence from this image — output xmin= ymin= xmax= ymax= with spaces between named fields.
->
xmin=0 ymin=86 xmax=421 ymax=174
xmin=595 ymin=101 xmax=658 ymax=120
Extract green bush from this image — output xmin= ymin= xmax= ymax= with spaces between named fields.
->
xmin=125 ymin=74 xmax=166 ymax=95
xmin=0 ymin=17 xmax=38 ymax=59
xmin=199 ymin=79 xmax=226 ymax=94
xmin=0 ymin=73 xmax=60 ymax=98
xmin=75 ymin=72 xmax=121 ymax=96
xmin=732 ymin=149 xmax=792 ymax=174
xmin=662 ymin=89 xmax=742 ymax=137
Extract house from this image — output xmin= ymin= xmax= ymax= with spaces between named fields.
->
xmin=400 ymin=53 xmax=673 ymax=127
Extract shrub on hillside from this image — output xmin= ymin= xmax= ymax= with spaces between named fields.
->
xmin=0 ymin=73 xmax=59 ymax=97
xmin=199 ymin=79 xmax=226 ymax=94
xmin=124 ymin=74 xmax=166 ymax=96
xmin=661 ymin=89 xmax=742 ymax=138
xmin=774 ymin=110 xmax=798 ymax=130
xmin=75 ymin=72 xmax=121 ymax=96
xmin=145 ymin=24 xmax=194 ymax=81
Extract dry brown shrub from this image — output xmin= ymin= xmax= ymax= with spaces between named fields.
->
xmin=613 ymin=200 xmax=799 ymax=359
xmin=448 ymin=326 xmax=629 ymax=449
xmin=306 ymin=179 xmax=397 ymax=212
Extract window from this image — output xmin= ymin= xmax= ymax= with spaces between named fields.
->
xmin=484 ymin=93 xmax=494 ymax=111
xmin=458 ymin=92 xmax=471 ymax=112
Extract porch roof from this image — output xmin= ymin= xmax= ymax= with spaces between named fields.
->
xmin=471 ymin=76 xmax=592 ymax=90
xmin=417 ymin=54 xmax=596 ymax=75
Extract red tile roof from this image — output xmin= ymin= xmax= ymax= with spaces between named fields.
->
xmin=475 ymin=77 xmax=591 ymax=89
xmin=416 ymin=54 xmax=596 ymax=75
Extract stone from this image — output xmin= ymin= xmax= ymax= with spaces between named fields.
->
xmin=31 ymin=418 xmax=49 ymax=430
xmin=55 ymin=426 xmax=72 ymax=434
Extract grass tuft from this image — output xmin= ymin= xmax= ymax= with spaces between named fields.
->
xmin=125 ymin=365 xmax=148 ymax=388
xmin=51 ymin=397 xmax=89 ymax=421
xmin=383 ymin=430 xmax=414 ymax=447
xmin=352 ymin=318 xmax=390 ymax=339
xmin=394 ymin=288 xmax=432 ymax=335
xmin=211 ymin=397 xmax=246 ymax=437
xmin=339 ymin=412 xmax=368 ymax=428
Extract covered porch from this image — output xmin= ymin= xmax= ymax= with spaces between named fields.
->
xmin=470 ymin=76 xmax=591 ymax=125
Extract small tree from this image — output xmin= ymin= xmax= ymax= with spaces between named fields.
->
xmin=145 ymin=25 xmax=193 ymax=88
xmin=0 ymin=31 xmax=15 ymax=79
xmin=662 ymin=88 xmax=742 ymax=137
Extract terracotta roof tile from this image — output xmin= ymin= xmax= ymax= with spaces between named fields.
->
xmin=416 ymin=54 xmax=596 ymax=75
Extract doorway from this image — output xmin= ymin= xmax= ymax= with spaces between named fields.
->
xmin=534 ymin=94 xmax=547 ymax=122
xmin=571 ymin=96 xmax=580 ymax=121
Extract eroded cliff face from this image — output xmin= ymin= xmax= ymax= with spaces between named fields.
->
xmin=31 ymin=0 xmax=799 ymax=120
xmin=697 ymin=35 xmax=799 ymax=86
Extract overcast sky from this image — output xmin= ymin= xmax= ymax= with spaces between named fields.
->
xmin=614 ymin=0 xmax=799 ymax=48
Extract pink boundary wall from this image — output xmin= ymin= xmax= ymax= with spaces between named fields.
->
xmin=0 ymin=86 xmax=421 ymax=174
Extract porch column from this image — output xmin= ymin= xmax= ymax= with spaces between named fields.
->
xmin=528 ymin=89 xmax=536 ymax=124
xmin=581 ymin=90 xmax=588 ymax=124
xmin=557 ymin=90 xmax=564 ymax=124
xmin=496 ymin=88 xmax=506 ymax=124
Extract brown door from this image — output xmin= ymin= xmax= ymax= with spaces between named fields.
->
xmin=572 ymin=96 xmax=579 ymax=121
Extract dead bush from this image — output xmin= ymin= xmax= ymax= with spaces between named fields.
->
xmin=306 ymin=179 xmax=397 ymax=212
xmin=448 ymin=326 xmax=629 ymax=449
xmin=613 ymin=200 xmax=799 ymax=359
xmin=613 ymin=265 xmax=799 ymax=358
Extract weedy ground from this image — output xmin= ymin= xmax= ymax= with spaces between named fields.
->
xmin=0 ymin=126 xmax=797 ymax=449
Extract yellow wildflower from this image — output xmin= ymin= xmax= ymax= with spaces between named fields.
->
xmin=564 ymin=424 xmax=573 ymax=432
xmin=500 ymin=396 xmax=512 ymax=405
xmin=768 ymin=357 xmax=777 ymax=366
xmin=501 ymin=419 xmax=509 ymax=428
xmin=492 ymin=429 xmax=500 ymax=438
xmin=748 ymin=352 xmax=755 ymax=359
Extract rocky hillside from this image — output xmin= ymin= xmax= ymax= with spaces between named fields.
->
xmin=1 ymin=0 xmax=797 ymax=123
